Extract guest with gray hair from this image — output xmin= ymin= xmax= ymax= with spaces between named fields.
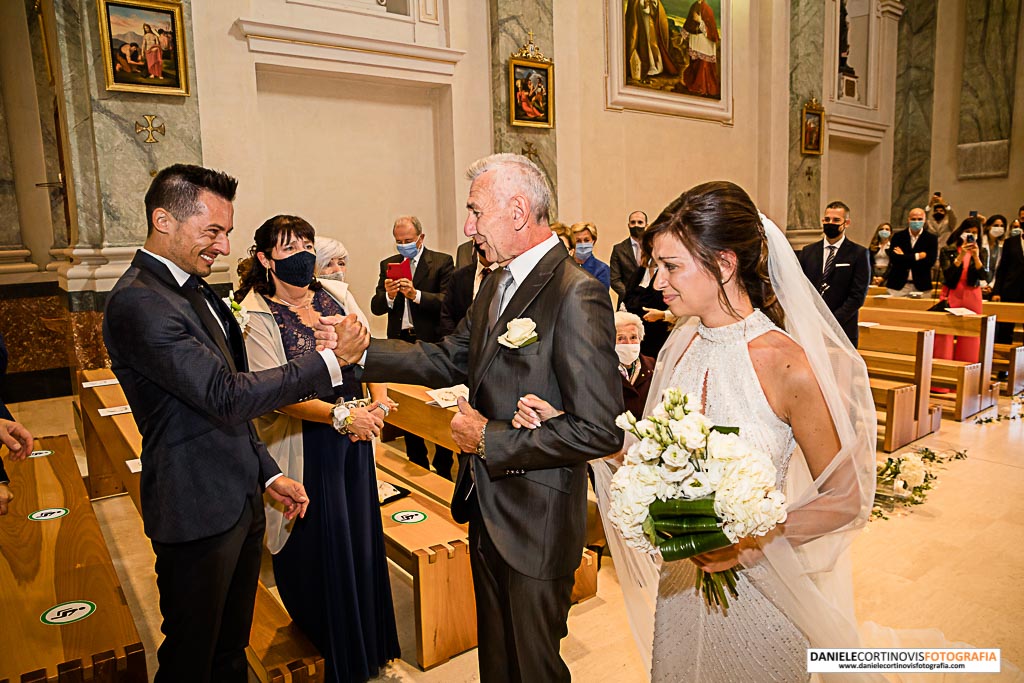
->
xmin=314 ymin=236 xmax=348 ymax=281
xmin=614 ymin=310 xmax=655 ymax=417
xmin=361 ymin=152 xmax=622 ymax=682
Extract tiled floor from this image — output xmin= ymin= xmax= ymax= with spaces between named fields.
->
xmin=6 ymin=394 xmax=1023 ymax=681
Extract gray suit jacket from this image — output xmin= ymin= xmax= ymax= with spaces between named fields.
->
xmin=363 ymin=242 xmax=624 ymax=579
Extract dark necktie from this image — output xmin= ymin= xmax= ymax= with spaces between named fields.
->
xmin=486 ymin=268 xmax=514 ymax=336
xmin=822 ymin=245 xmax=838 ymax=287
xmin=182 ymin=275 xmax=240 ymax=371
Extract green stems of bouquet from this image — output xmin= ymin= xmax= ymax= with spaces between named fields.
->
xmin=648 ymin=496 xmax=740 ymax=609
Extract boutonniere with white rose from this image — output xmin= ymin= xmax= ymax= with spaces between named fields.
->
xmin=223 ymin=291 xmax=250 ymax=334
xmin=498 ymin=318 xmax=538 ymax=349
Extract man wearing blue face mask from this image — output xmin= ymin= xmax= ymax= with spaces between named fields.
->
xmin=370 ymin=215 xmax=455 ymax=477
xmin=886 ymin=207 xmax=938 ymax=297
xmin=570 ymin=221 xmax=611 ymax=290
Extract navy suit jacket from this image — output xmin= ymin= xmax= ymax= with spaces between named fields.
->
xmin=885 ymin=228 xmax=938 ymax=292
xmin=103 ymin=251 xmax=334 ymax=543
xmin=799 ymin=237 xmax=871 ymax=345
xmin=370 ymin=247 xmax=454 ymax=342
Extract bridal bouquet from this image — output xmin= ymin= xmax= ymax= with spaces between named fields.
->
xmin=608 ymin=387 xmax=787 ymax=608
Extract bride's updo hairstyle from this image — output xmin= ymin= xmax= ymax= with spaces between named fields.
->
xmin=643 ymin=181 xmax=785 ymax=329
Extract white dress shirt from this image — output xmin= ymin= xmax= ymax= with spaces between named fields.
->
xmin=822 ymin=235 xmax=845 ymax=273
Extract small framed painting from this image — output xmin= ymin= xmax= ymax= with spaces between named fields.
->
xmin=97 ymin=0 xmax=189 ymax=96
xmin=509 ymin=57 xmax=554 ymax=129
xmin=800 ymin=98 xmax=825 ymax=155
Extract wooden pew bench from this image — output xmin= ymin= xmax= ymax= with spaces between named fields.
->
xmin=78 ymin=369 xmax=324 ymax=683
xmin=0 ymin=435 xmax=146 ymax=683
xmin=864 ymin=295 xmax=1024 ymax=395
xmin=374 ymin=443 xmax=599 ymax=605
xmin=858 ymin=324 xmax=942 ymax=450
xmin=858 ymin=308 xmax=998 ymax=420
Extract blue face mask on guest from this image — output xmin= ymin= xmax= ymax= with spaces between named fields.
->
xmin=878 ymin=229 xmax=891 ymax=240
xmin=396 ymin=242 xmax=419 ymax=259
xmin=909 ymin=220 xmax=925 ymax=232
xmin=574 ymin=243 xmax=594 ymax=260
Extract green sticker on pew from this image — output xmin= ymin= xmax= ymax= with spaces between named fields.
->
xmin=41 ymin=600 xmax=96 ymax=625
xmin=29 ymin=507 xmax=69 ymax=521
xmin=391 ymin=510 xmax=427 ymax=524
xmin=28 ymin=449 xmax=54 ymax=458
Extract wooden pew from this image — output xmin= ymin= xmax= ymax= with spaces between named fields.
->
xmin=0 ymin=435 xmax=146 ymax=683
xmin=864 ymin=296 xmax=1024 ymax=396
xmin=858 ymin=308 xmax=998 ymax=420
xmin=384 ymin=383 xmax=607 ymax=548
xmin=375 ymin=443 xmax=600 ymax=605
xmin=78 ymin=369 xmax=324 ymax=683
xmin=858 ymin=325 xmax=942 ymax=448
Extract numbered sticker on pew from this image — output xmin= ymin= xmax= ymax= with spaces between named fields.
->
xmin=391 ymin=510 xmax=427 ymax=524
xmin=28 ymin=449 xmax=54 ymax=458
xmin=29 ymin=507 xmax=69 ymax=522
xmin=41 ymin=600 xmax=96 ymax=625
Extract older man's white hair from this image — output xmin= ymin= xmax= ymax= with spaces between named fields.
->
xmin=466 ymin=153 xmax=552 ymax=224
xmin=614 ymin=310 xmax=645 ymax=342
xmin=314 ymin=236 xmax=348 ymax=274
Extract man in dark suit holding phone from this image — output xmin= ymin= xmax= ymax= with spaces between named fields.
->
xmin=361 ymin=154 xmax=623 ymax=682
xmin=798 ymin=200 xmax=871 ymax=346
xmin=103 ymin=165 xmax=366 ymax=683
xmin=370 ymin=216 xmax=455 ymax=477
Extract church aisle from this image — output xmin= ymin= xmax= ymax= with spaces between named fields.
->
xmin=6 ymin=395 xmax=1021 ymax=681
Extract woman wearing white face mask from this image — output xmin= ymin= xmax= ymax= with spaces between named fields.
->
xmin=314 ymin=236 xmax=348 ymax=282
xmin=982 ymin=214 xmax=1007 ymax=295
xmin=614 ymin=311 xmax=655 ymax=417
xmin=869 ymin=222 xmax=892 ymax=285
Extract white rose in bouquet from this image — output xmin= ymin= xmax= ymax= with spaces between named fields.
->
xmin=897 ymin=454 xmax=926 ymax=490
xmin=670 ymin=412 xmax=713 ymax=451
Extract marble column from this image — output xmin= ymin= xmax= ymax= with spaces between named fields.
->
xmin=0 ymin=87 xmax=36 ymax=274
xmin=786 ymin=0 xmax=824 ymax=232
xmin=48 ymin=0 xmax=203 ymax=375
xmin=487 ymin=0 xmax=558 ymax=218
xmin=26 ymin=0 xmax=70 ymax=268
xmin=956 ymin=0 xmax=1020 ymax=179
xmin=890 ymin=0 xmax=936 ymax=225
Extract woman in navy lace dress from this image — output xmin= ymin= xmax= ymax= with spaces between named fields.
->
xmin=237 ymin=215 xmax=400 ymax=682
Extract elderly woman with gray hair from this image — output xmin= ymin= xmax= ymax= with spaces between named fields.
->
xmin=314 ymin=235 xmax=348 ymax=281
xmin=614 ymin=310 xmax=655 ymax=416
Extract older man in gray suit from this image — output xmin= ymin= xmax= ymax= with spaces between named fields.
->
xmin=357 ymin=154 xmax=623 ymax=682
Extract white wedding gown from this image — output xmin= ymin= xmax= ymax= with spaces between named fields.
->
xmin=650 ymin=309 xmax=810 ymax=682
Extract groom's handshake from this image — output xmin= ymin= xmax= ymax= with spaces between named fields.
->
xmin=315 ymin=313 xmax=371 ymax=365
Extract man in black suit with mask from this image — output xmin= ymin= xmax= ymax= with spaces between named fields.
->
xmin=103 ymin=164 xmax=366 ymax=683
xmin=609 ymin=210 xmax=647 ymax=300
xmin=798 ymin=200 xmax=871 ymax=346
xmin=885 ymin=207 xmax=938 ymax=297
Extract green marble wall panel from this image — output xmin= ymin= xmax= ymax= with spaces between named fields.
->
xmin=488 ymin=0 xmax=558 ymax=218
xmin=890 ymin=0 xmax=936 ymax=225
xmin=53 ymin=0 xmax=202 ymax=248
xmin=956 ymin=0 xmax=1021 ymax=179
xmin=0 ymin=87 xmax=23 ymax=249
xmin=787 ymin=0 xmax=824 ymax=231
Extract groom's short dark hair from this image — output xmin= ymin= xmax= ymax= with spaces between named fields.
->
xmin=145 ymin=164 xmax=238 ymax=235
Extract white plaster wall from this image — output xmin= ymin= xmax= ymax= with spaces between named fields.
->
xmin=929 ymin=0 xmax=1024 ymax=220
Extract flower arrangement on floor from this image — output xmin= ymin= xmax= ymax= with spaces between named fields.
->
xmin=973 ymin=395 xmax=1023 ymax=424
xmin=872 ymin=446 xmax=968 ymax=520
xmin=608 ymin=388 xmax=787 ymax=608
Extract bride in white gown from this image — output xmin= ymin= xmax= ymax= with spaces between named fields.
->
xmin=515 ymin=181 xmax=879 ymax=681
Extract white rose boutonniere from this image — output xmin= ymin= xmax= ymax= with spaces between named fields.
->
xmin=224 ymin=292 xmax=250 ymax=334
xmin=498 ymin=317 xmax=538 ymax=349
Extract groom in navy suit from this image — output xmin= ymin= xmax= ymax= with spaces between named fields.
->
xmin=103 ymin=165 xmax=366 ymax=683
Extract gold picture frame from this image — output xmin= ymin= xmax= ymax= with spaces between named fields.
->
xmin=800 ymin=98 xmax=825 ymax=156
xmin=508 ymin=34 xmax=554 ymax=129
xmin=97 ymin=0 xmax=189 ymax=96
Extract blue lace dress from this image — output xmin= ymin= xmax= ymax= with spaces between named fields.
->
xmin=266 ymin=289 xmax=400 ymax=682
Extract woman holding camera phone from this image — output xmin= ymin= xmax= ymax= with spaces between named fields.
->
xmin=934 ymin=217 xmax=989 ymax=362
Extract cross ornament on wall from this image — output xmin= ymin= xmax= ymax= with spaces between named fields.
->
xmin=134 ymin=115 xmax=166 ymax=144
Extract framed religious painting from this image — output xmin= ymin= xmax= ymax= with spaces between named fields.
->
xmin=606 ymin=0 xmax=732 ymax=122
xmin=800 ymin=98 xmax=825 ymax=155
xmin=508 ymin=35 xmax=554 ymax=128
xmin=97 ymin=0 xmax=190 ymax=96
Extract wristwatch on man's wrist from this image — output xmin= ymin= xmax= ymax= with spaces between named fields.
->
xmin=332 ymin=403 xmax=355 ymax=434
